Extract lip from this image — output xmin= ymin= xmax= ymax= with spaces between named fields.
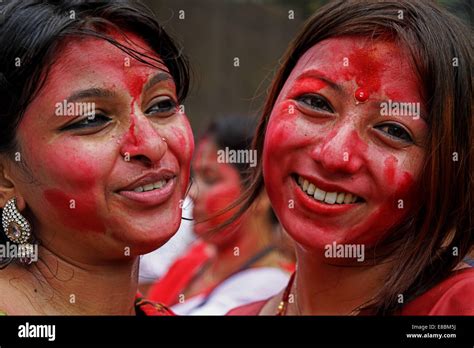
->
xmin=291 ymin=175 xmax=363 ymax=216
xmin=116 ymin=171 xmax=177 ymax=206
xmin=118 ymin=170 xmax=176 ymax=192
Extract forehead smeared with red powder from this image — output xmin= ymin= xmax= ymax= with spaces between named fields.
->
xmin=284 ymin=36 xmax=422 ymax=104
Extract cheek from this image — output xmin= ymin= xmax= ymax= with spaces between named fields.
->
xmin=44 ymin=189 xmax=105 ymax=233
xmin=203 ymin=184 xmax=241 ymax=225
xmin=21 ymin=139 xmax=113 ymax=234
xmin=168 ymin=120 xmax=194 ymax=183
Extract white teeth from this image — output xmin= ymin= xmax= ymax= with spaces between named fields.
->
xmin=343 ymin=193 xmax=353 ymax=204
xmin=143 ymin=184 xmax=155 ymax=192
xmin=153 ymin=180 xmax=166 ymax=189
xmin=296 ymin=175 xmax=360 ymax=205
xmin=324 ymin=192 xmax=337 ymax=204
xmin=132 ymin=179 xmax=168 ymax=193
xmin=336 ymin=192 xmax=345 ymax=204
xmin=313 ymin=188 xmax=326 ymax=202
xmin=303 ymin=180 xmax=309 ymax=192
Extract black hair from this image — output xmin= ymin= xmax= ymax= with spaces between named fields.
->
xmin=0 ymin=0 xmax=190 ymax=154
xmin=202 ymin=115 xmax=257 ymax=182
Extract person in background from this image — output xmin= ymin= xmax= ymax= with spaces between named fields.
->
xmin=139 ymin=196 xmax=195 ymax=294
xmin=147 ymin=116 xmax=294 ymax=315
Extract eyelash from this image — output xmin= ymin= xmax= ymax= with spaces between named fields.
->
xmin=296 ymin=94 xmax=334 ymax=113
xmin=145 ymin=96 xmax=178 ymax=117
xmin=61 ymin=114 xmax=111 ymax=131
xmin=374 ymin=123 xmax=413 ymax=143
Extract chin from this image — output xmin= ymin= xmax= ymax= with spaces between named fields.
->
xmin=110 ymin=210 xmax=182 ymax=256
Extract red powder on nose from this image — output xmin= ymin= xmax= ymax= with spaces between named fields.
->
xmin=127 ymin=111 xmax=139 ymax=146
xmin=44 ymin=189 xmax=105 ymax=233
xmin=345 ymin=130 xmax=368 ymax=153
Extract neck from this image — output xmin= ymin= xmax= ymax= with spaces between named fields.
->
xmin=291 ymin=244 xmax=391 ymax=315
xmin=7 ymin=245 xmax=139 ymax=315
xmin=210 ymin=215 xmax=273 ymax=278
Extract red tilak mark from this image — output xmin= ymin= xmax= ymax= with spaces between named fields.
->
xmin=44 ymin=189 xmax=105 ymax=233
xmin=125 ymin=73 xmax=149 ymax=101
xmin=342 ymin=46 xmax=386 ymax=98
xmin=355 ymin=87 xmax=369 ymax=102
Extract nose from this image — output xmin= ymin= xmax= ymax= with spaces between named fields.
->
xmin=120 ymin=106 xmax=167 ymax=165
xmin=310 ymin=124 xmax=365 ymax=174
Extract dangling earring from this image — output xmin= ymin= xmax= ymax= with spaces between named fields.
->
xmin=1 ymin=197 xmax=35 ymax=264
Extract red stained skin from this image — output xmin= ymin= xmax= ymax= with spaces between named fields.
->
xmin=44 ymin=189 xmax=105 ymax=233
xmin=14 ymin=32 xmax=194 ymax=259
xmin=191 ymin=139 xmax=244 ymax=246
xmin=262 ymin=36 xmax=426 ymax=251
xmin=345 ymin=46 xmax=385 ymax=100
xmin=384 ymin=155 xmax=398 ymax=185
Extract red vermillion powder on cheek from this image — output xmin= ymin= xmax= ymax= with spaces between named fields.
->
xmin=44 ymin=189 xmax=105 ymax=233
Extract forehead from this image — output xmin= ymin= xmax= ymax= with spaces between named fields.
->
xmin=287 ymin=36 xmax=422 ymax=102
xmin=41 ymin=32 xmax=168 ymax=96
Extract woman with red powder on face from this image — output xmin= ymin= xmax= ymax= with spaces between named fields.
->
xmin=228 ymin=0 xmax=473 ymax=315
xmin=0 ymin=0 xmax=194 ymax=315
xmin=147 ymin=116 xmax=294 ymax=315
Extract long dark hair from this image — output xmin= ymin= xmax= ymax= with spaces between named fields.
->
xmin=227 ymin=0 xmax=473 ymax=314
xmin=0 ymin=0 xmax=190 ymax=265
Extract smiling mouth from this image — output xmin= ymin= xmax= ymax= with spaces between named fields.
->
xmin=128 ymin=178 xmax=171 ymax=193
xmin=293 ymin=174 xmax=364 ymax=205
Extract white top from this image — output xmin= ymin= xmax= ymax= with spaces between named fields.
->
xmin=139 ymin=197 xmax=195 ymax=283
xmin=170 ymin=267 xmax=290 ymax=315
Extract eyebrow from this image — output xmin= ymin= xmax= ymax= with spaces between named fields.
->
xmin=66 ymin=88 xmax=116 ymax=103
xmin=295 ymin=70 xmax=343 ymax=93
xmin=143 ymin=72 xmax=173 ymax=92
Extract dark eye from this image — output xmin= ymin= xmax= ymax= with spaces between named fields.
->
xmin=61 ymin=114 xmax=112 ymax=130
xmin=375 ymin=123 xmax=413 ymax=143
xmin=296 ymin=94 xmax=334 ymax=113
xmin=145 ymin=96 xmax=177 ymax=117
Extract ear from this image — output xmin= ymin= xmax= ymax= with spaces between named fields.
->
xmin=0 ymin=156 xmax=26 ymax=211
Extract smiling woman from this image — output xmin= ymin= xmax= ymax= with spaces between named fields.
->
xmin=0 ymin=0 xmax=194 ymax=315
xmin=227 ymin=0 xmax=473 ymax=316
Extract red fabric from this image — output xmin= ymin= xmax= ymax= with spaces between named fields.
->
xmin=134 ymin=293 xmax=175 ymax=316
xmin=400 ymin=267 xmax=474 ymax=315
xmin=147 ymin=242 xmax=212 ymax=306
xmin=226 ymin=267 xmax=474 ymax=316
